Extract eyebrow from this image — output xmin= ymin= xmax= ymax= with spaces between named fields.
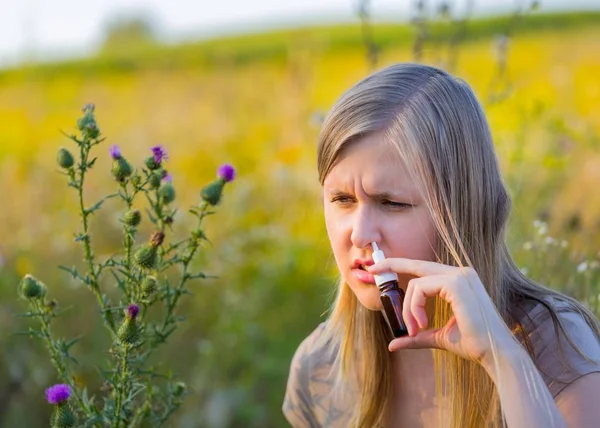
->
xmin=327 ymin=189 xmax=412 ymax=200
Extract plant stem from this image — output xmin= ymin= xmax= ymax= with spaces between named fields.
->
xmin=113 ymin=345 xmax=129 ymax=428
xmin=34 ymin=300 xmax=89 ymax=415
xmin=75 ymin=140 xmax=116 ymax=333
xmin=120 ymin=182 xmax=137 ymax=302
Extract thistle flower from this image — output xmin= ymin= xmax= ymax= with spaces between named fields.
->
xmin=118 ymin=304 xmax=141 ymax=344
xmin=57 ymin=148 xmax=75 ymax=169
xmin=127 ymin=304 xmax=140 ymax=319
xmin=109 ymin=144 xmax=122 ymax=160
xmin=145 ymin=146 xmax=168 ymax=170
xmin=133 ymin=232 xmax=164 ymax=270
xmin=19 ymin=274 xmax=47 ymax=299
xmin=150 ymin=231 xmax=165 ymax=247
xmin=217 ymin=163 xmax=236 ymax=182
xmin=46 ymin=384 xmax=71 ymax=405
xmin=151 ymin=145 xmax=168 ymax=164
xmin=163 ymin=172 xmax=173 ymax=183
xmin=46 ymin=384 xmax=76 ymax=428
xmin=122 ymin=209 xmax=141 ymax=227
xmin=201 ymin=164 xmax=236 ymax=206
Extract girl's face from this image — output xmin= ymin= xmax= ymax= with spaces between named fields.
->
xmin=323 ymin=131 xmax=438 ymax=311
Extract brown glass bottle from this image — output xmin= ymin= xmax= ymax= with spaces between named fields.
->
xmin=378 ymin=279 xmax=409 ymax=338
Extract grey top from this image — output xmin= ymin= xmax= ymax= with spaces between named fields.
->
xmin=282 ymin=299 xmax=600 ymax=427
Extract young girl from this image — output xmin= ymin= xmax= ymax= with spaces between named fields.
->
xmin=282 ymin=63 xmax=600 ymax=427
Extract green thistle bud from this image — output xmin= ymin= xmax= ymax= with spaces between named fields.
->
xmin=148 ymin=172 xmax=162 ymax=189
xmin=111 ymin=158 xmax=132 ymax=182
xmin=77 ymin=115 xmax=94 ymax=132
xmin=134 ymin=245 xmax=157 ymax=270
xmin=118 ymin=318 xmax=140 ymax=345
xmin=114 ymin=159 xmax=132 ymax=180
xmin=172 ymin=382 xmax=186 ymax=397
xmin=122 ymin=209 xmax=141 ymax=227
xmin=145 ymin=156 xmax=160 ymax=170
xmin=159 ymin=182 xmax=176 ymax=204
xmin=51 ymin=403 xmax=76 ymax=428
xmin=56 ymin=148 xmax=74 ymax=169
xmin=141 ymin=276 xmax=158 ymax=296
xmin=131 ymin=175 xmax=141 ymax=188
xmin=200 ymin=179 xmax=225 ymax=206
xmin=19 ymin=274 xmax=46 ymax=299
xmin=83 ymin=123 xmax=100 ymax=140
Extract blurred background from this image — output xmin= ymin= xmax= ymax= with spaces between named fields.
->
xmin=1 ymin=0 xmax=600 ymax=426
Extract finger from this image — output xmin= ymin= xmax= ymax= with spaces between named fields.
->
xmin=408 ymin=277 xmax=428 ymax=330
xmin=408 ymin=275 xmax=456 ymax=330
xmin=368 ymin=257 xmax=457 ymax=278
xmin=388 ymin=328 xmax=443 ymax=352
xmin=403 ymin=278 xmax=419 ymax=336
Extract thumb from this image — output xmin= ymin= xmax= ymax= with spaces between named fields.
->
xmin=388 ymin=328 xmax=444 ymax=352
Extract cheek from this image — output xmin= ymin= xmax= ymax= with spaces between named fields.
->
xmin=387 ymin=215 xmax=438 ymax=260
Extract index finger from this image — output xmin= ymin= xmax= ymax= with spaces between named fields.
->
xmin=367 ymin=257 xmax=455 ymax=277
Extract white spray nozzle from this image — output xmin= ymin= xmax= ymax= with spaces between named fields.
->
xmin=371 ymin=241 xmax=398 ymax=287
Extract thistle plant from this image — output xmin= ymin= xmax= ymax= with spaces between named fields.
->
xmin=16 ymin=104 xmax=236 ymax=427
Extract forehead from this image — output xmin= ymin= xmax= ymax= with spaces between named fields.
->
xmin=323 ymin=131 xmax=422 ymax=194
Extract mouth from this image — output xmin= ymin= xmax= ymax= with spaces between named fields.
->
xmin=351 ymin=259 xmax=376 ymax=284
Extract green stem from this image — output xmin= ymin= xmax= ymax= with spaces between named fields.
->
xmin=113 ymin=345 xmax=129 ymax=428
xmin=75 ymin=141 xmax=116 ymax=333
xmin=34 ymin=300 xmax=89 ymax=416
xmin=130 ymin=400 xmax=151 ymax=428
xmin=159 ymin=203 xmax=209 ymax=333
xmin=120 ymin=182 xmax=136 ymax=302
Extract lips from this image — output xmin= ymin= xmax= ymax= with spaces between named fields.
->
xmin=352 ymin=258 xmax=374 ymax=270
xmin=351 ymin=258 xmax=375 ymax=284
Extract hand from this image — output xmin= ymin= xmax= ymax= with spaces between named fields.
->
xmin=368 ymin=258 xmax=517 ymax=365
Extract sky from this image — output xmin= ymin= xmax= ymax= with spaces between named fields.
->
xmin=0 ymin=0 xmax=598 ymax=67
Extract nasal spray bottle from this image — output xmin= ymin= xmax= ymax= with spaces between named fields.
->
xmin=371 ymin=242 xmax=409 ymax=338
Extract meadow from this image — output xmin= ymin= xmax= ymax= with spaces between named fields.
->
xmin=1 ymin=10 xmax=600 ymax=427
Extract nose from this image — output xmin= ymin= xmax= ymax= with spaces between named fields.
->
xmin=350 ymin=205 xmax=382 ymax=250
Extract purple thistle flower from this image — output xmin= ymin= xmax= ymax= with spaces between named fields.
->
xmin=217 ymin=164 xmax=236 ymax=182
xmin=163 ymin=173 xmax=173 ymax=183
xmin=45 ymin=384 xmax=71 ymax=405
xmin=127 ymin=304 xmax=140 ymax=319
xmin=109 ymin=145 xmax=122 ymax=160
xmin=151 ymin=145 xmax=168 ymax=164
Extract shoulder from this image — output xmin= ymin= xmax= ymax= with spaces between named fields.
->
xmin=515 ymin=297 xmax=600 ymax=397
xmin=282 ymin=323 xmax=334 ymax=427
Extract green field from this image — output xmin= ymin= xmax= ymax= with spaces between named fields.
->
xmin=1 ymin=10 xmax=600 ymax=427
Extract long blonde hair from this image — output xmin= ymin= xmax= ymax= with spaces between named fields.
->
xmin=316 ymin=63 xmax=600 ymax=428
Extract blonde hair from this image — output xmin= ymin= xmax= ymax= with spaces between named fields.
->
xmin=316 ymin=63 xmax=600 ymax=428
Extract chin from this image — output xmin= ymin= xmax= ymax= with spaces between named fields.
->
xmin=354 ymin=285 xmax=383 ymax=311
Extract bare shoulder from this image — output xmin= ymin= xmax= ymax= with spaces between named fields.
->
xmin=515 ymin=297 xmax=600 ymax=397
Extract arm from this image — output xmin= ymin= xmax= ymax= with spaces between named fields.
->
xmin=482 ymin=344 xmax=600 ymax=428
xmin=555 ymin=372 xmax=600 ymax=427
xmin=368 ymin=259 xmax=600 ymax=428
xmin=481 ymin=343 xmax=567 ymax=428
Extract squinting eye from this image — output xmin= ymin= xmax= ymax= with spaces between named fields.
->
xmin=331 ymin=196 xmax=355 ymax=206
xmin=382 ymin=200 xmax=412 ymax=209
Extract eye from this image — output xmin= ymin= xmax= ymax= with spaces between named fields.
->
xmin=330 ymin=195 xmax=356 ymax=206
xmin=382 ymin=200 xmax=412 ymax=210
